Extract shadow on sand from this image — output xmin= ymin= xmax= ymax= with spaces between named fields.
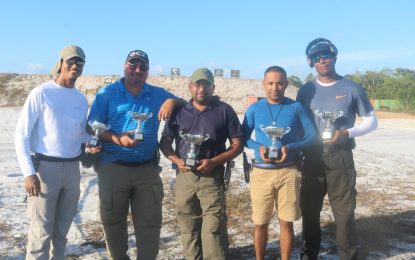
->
xmin=228 ymin=210 xmax=415 ymax=259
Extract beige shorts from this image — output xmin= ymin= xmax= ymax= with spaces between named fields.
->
xmin=250 ymin=166 xmax=301 ymax=224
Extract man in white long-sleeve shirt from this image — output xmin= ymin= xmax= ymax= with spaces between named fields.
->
xmin=14 ymin=45 xmax=95 ymax=260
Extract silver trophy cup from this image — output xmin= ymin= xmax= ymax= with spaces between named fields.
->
xmin=128 ymin=112 xmax=153 ymax=141
xmin=315 ymin=110 xmax=344 ymax=140
xmin=88 ymin=121 xmax=111 ymax=147
xmin=179 ymin=131 xmax=210 ymax=168
xmin=260 ymin=125 xmax=291 ymax=160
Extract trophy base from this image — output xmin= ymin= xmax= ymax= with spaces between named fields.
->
xmin=88 ymin=138 xmax=99 ymax=147
xmin=266 ymin=149 xmax=281 ymax=160
xmin=134 ymin=133 xmax=144 ymax=141
xmin=185 ymin=158 xmax=196 ymax=167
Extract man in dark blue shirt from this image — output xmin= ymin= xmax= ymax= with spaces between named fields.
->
xmin=242 ymin=66 xmax=317 ymax=260
xmin=160 ymin=68 xmax=243 ymax=260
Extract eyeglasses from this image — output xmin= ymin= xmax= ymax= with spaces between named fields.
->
xmin=311 ymin=54 xmax=333 ymax=64
xmin=65 ymin=59 xmax=85 ymax=66
xmin=127 ymin=62 xmax=149 ymax=72
xmin=191 ymin=82 xmax=212 ymax=89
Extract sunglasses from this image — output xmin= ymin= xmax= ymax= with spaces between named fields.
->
xmin=311 ymin=54 xmax=333 ymax=64
xmin=65 ymin=59 xmax=85 ymax=66
xmin=127 ymin=62 xmax=149 ymax=72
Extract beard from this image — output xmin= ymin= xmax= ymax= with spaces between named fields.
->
xmin=193 ymin=95 xmax=210 ymax=105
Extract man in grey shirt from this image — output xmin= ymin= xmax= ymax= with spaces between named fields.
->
xmin=297 ymin=38 xmax=378 ymax=260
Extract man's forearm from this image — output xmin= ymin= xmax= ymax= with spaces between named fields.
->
xmin=210 ymin=138 xmax=243 ymax=166
xmin=99 ymin=131 xmax=120 ymax=145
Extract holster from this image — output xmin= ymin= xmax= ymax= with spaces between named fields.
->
xmin=223 ymin=160 xmax=234 ymax=192
xmin=80 ymin=144 xmax=101 ymax=171
xmin=295 ymin=151 xmax=305 ymax=173
xmin=242 ymin=152 xmax=252 ymax=183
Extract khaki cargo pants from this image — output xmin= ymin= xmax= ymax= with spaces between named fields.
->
xmin=175 ymin=167 xmax=228 ymax=260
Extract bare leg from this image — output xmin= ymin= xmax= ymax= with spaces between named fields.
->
xmin=278 ymin=218 xmax=294 ymax=260
xmin=254 ymin=223 xmax=268 ymax=260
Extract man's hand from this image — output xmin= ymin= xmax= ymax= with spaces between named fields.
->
xmin=158 ymin=98 xmax=176 ymax=121
xmin=174 ymin=158 xmax=191 ymax=172
xmin=259 ymin=146 xmax=272 ymax=163
xmin=323 ymin=129 xmax=349 ymax=145
xmin=85 ymin=145 xmax=102 ymax=154
xmin=25 ymin=175 xmax=40 ymax=197
xmin=196 ymin=159 xmax=217 ymax=173
xmin=273 ymin=146 xmax=288 ymax=164
xmin=117 ymin=132 xmax=138 ymax=147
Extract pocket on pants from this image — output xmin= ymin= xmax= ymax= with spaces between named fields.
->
xmin=27 ymin=195 xmax=36 ymax=218
xmin=99 ymin=187 xmax=113 ymax=210
xmin=152 ymin=184 xmax=164 ymax=204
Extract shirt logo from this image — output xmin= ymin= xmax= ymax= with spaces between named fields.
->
xmin=336 ymin=95 xmax=346 ymax=100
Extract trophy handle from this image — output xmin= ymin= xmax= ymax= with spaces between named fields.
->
xmin=282 ymin=126 xmax=291 ymax=137
xmin=179 ymin=130 xmax=185 ymax=139
xmin=314 ymin=110 xmax=322 ymax=118
xmin=203 ymin=134 xmax=210 ymax=142
xmin=259 ymin=124 xmax=265 ymax=132
xmin=336 ymin=111 xmax=344 ymax=118
xmin=147 ymin=112 xmax=153 ymax=119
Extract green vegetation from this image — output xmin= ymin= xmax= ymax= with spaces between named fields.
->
xmin=346 ymin=68 xmax=415 ymax=112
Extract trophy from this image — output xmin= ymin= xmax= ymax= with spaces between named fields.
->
xmin=315 ymin=110 xmax=344 ymax=140
xmin=128 ymin=111 xmax=153 ymax=141
xmin=88 ymin=121 xmax=110 ymax=147
xmin=179 ymin=131 xmax=210 ymax=168
xmin=260 ymin=124 xmax=291 ymax=160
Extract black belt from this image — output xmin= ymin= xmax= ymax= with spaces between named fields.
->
xmin=113 ymin=159 xmax=153 ymax=167
xmin=35 ymin=153 xmax=81 ymax=162
xmin=252 ymin=161 xmax=295 ymax=169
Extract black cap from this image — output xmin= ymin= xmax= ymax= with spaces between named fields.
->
xmin=306 ymin=38 xmax=338 ymax=58
xmin=125 ymin=50 xmax=149 ymax=64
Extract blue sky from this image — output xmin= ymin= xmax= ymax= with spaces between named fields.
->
xmin=1 ymin=1 xmax=414 ymax=80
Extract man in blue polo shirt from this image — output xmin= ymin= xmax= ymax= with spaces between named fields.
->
xmin=88 ymin=49 xmax=177 ymax=259
xmin=242 ymin=66 xmax=317 ymax=260
xmin=160 ymin=68 xmax=243 ymax=259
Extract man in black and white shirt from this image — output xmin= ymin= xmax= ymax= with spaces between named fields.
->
xmin=297 ymin=38 xmax=378 ymax=260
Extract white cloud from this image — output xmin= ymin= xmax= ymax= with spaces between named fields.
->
xmin=26 ymin=62 xmax=45 ymax=72
xmin=151 ymin=64 xmax=164 ymax=75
